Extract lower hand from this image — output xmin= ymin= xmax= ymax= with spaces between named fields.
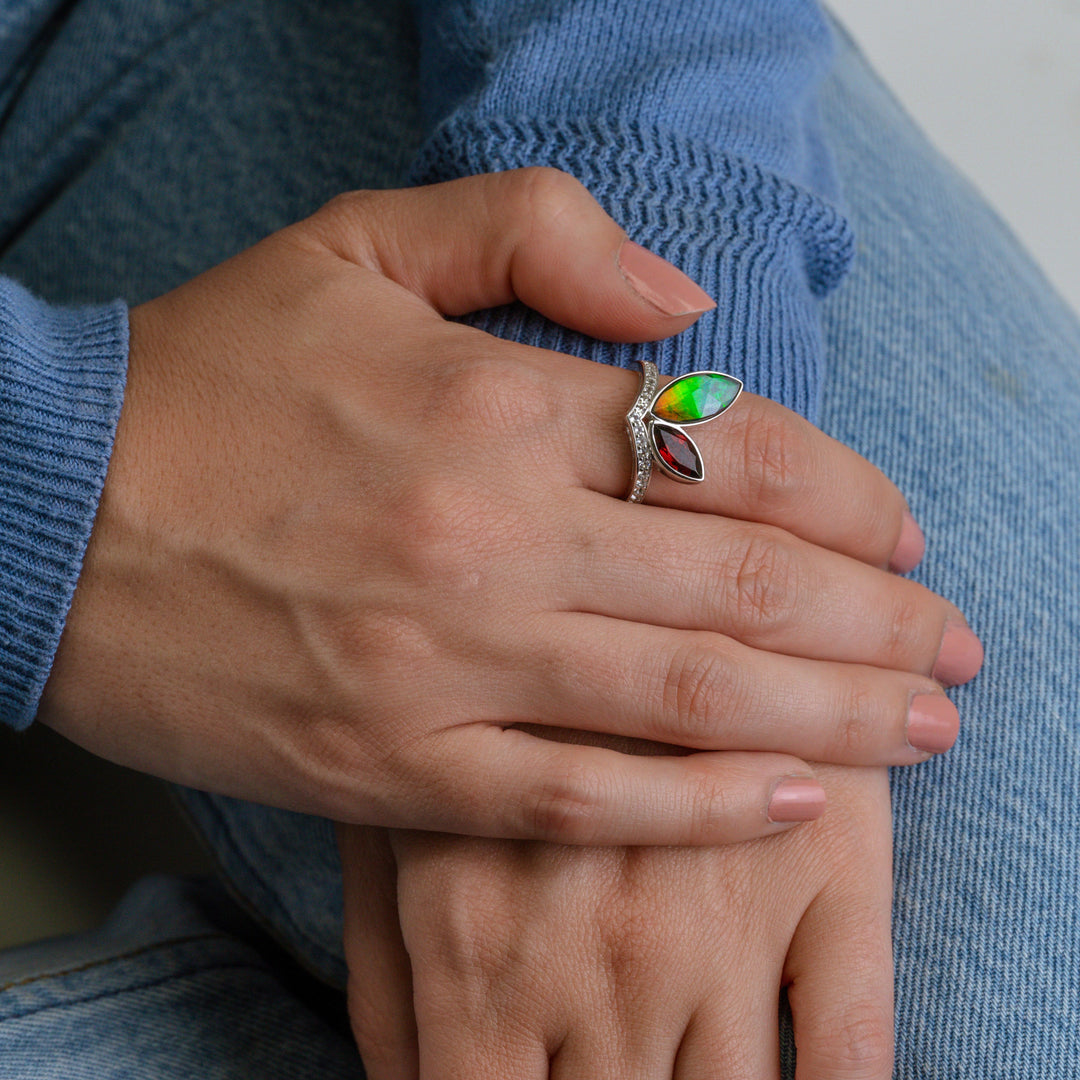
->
xmin=340 ymin=765 xmax=894 ymax=1079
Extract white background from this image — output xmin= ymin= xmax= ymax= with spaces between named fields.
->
xmin=827 ymin=0 xmax=1080 ymax=315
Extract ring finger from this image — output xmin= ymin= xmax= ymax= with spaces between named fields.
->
xmin=522 ymin=615 xmax=959 ymax=764
xmin=542 ymin=353 xmax=916 ymax=570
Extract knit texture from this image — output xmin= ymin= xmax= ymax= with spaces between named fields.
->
xmin=410 ymin=0 xmax=855 ymax=416
xmin=0 ymin=0 xmax=850 ymax=733
xmin=0 ymin=279 xmax=127 ymax=729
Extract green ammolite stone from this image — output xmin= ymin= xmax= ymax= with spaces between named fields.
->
xmin=651 ymin=372 xmax=741 ymax=425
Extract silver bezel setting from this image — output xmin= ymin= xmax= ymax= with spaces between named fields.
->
xmin=649 ymin=418 xmax=705 ymax=483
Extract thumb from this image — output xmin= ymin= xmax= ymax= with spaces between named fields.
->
xmin=338 ymin=824 xmax=419 ymax=1080
xmin=303 ymin=167 xmax=715 ymax=343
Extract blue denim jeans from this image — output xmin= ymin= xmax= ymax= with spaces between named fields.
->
xmin=1 ymin=2 xmax=1078 ymax=1076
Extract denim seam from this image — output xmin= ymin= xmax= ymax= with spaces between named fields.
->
xmin=0 ymin=0 xmax=236 ymax=253
xmin=0 ymin=959 xmax=268 ymax=1024
xmin=0 ymin=0 xmax=80 ymax=130
xmin=0 ymin=931 xmax=229 ymax=994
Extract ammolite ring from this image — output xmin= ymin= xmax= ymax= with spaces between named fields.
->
xmin=625 ymin=359 xmax=743 ymax=502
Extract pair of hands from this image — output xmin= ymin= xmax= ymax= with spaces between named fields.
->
xmin=40 ymin=169 xmax=982 ymax=1076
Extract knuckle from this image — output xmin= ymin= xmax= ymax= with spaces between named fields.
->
xmin=690 ymin=765 xmax=737 ymax=839
xmin=741 ymin=404 xmax=807 ymax=510
xmin=298 ymin=189 xmax=410 ymax=272
xmin=388 ymin=476 xmax=489 ymax=587
xmin=853 ymin=495 xmax=900 ymax=563
xmin=845 ymin=462 xmax=905 ymax=561
xmin=830 ymin=679 xmax=881 ymax=760
xmin=829 ymin=1002 xmax=895 ymax=1075
xmin=353 ymin=608 xmax=436 ymax=674
xmin=663 ymin=643 xmax=735 ymax=744
xmin=307 ymin=189 xmax=380 ymax=250
xmin=447 ymin=349 xmax=557 ymax=438
xmin=882 ymin=590 xmax=928 ymax=663
xmin=321 ymin=188 xmax=379 ymax=220
xmin=417 ymin=893 xmax=528 ymax=1001
xmin=508 ymin=165 xmax=587 ymax=230
xmin=524 ymin=761 xmax=606 ymax=843
xmin=725 ymin=528 xmax=801 ymax=632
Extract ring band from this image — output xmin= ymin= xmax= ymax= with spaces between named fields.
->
xmin=624 ymin=360 xmax=743 ymax=503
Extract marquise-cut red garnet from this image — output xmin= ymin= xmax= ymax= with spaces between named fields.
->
xmin=652 ymin=422 xmax=703 ymax=481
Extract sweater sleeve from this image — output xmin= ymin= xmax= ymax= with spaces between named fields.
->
xmin=0 ymin=277 xmax=127 ymax=730
xmin=410 ymin=0 xmax=854 ymax=419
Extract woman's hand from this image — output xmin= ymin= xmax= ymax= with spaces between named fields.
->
xmin=340 ymin=765 xmax=895 ymax=1079
xmin=40 ymin=169 xmax=980 ymax=839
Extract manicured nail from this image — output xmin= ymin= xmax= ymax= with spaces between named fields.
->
xmin=889 ymin=509 xmax=925 ymax=574
xmin=906 ymin=693 xmax=960 ymax=753
xmin=932 ymin=619 xmax=985 ymax=686
xmin=767 ymin=777 xmax=826 ymax=823
xmin=616 ymin=240 xmax=717 ymax=317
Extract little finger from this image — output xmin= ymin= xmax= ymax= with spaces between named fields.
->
xmin=784 ymin=771 xmax=895 ymax=1080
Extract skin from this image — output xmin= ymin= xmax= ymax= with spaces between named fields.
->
xmin=341 ymin=763 xmax=895 ymax=1080
xmin=36 ymin=168 xmax=982 ymax=1072
xmin=41 ymin=169 xmax=971 ymax=840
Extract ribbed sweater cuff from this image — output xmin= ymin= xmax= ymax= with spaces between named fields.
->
xmin=0 ymin=279 xmax=128 ymax=730
xmin=409 ymin=115 xmax=854 ymax=418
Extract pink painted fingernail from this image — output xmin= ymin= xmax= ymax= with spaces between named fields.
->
xmin=932 ymin=619 xmax=985 ymax=687
xmin=906 ymin=693 xmax=960 ymax=754
xmin=889 ymin=509 xmax=925 ymax=574
xmin=767 ymin=777 xmax=826 ymax=823
xmin=616 ymin=240 xmax=717 ymax=317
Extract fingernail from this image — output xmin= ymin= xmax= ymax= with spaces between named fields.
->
xmin=932 ymin=619 xmax=985 ymax=686
xmin=906 ymin=693 xmax=960 ymax=753
xmin=616 ymin=240 xmax=717 ymax=317
xmin=889 ymin=509 xmax=925 ymax=574
xmin=767 ymin=777 xmax=826 ymax=823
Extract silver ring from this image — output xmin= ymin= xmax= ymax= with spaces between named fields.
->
xmin=624 ymin=360 xmax=743 ymax=503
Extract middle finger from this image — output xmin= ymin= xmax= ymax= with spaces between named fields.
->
xmin=555 ymin=490 xmax=982 ymax=685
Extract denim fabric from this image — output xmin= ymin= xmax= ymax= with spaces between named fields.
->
xmin=1 ymin=3 xmax=1078 ymax=1078
xmin=0 ymin=877 xmax=363 ymax=1078
xmin=819 ymin=23 xmax=1080 ymax=1072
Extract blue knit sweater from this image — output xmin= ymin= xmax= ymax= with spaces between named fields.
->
xmin=0 ymin=0 xmax=853 ymax=730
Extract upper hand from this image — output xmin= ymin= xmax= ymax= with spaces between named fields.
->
xmin=40 ymin=168 xmax=980 ymax=840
